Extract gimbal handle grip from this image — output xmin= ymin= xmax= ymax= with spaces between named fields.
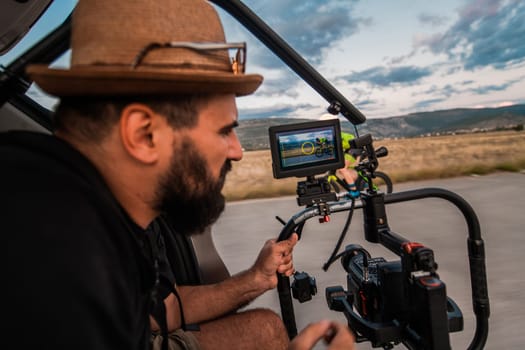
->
xmin=275 ymin=202 xmax=354 ymax=339
xmin=276 ymin=218 xmax=301 ymax=338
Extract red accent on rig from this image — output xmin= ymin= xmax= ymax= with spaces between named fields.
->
xmin=402 ymin=242 xmax=424 ymax=254
xmin=319 ymin=215 xmax=331 ymax=223
xmin=359 ymin=291 xmax=368 ymax=316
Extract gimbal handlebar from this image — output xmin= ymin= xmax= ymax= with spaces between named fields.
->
xmin=276 ymin=187 xmax=489 ymax=350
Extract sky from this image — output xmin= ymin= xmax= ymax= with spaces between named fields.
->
xmin=216 ymin=0 xmax=525 ymax=121
xmin=2 ymin=0 xmax=524 ymax=123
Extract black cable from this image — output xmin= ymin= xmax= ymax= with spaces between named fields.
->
xmin=323 ymin=244 xmax=370 ymax=272
xmin=353 ymin=124 xmax=360 ymax=138
xmin=322 ymin=197 xmax=355 ymax=271
xmin=275 ymin=215 xmax=286 ymax=226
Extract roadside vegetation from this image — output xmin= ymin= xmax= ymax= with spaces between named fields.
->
xmin=223 ymin=130 xmax=525 ymax=201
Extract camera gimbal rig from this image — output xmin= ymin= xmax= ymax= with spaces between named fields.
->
xmin=204 ymin=1 xmax=489 ymax=348
xmin=275 ymin=134 xmax=490 ymax=350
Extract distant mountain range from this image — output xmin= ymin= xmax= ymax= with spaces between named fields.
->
xmin=237 ymin=104 xmax=525 ymax=150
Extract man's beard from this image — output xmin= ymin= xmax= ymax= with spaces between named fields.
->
xmin=153 ymin=137 xmax=231 ymax=236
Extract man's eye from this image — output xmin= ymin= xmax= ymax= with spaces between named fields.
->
xmin=219 ymin=121 xmax=238 ymax=136
xmin=220 ymin=127 xmax=237 ymax=136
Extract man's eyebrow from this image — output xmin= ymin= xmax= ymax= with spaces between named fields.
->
xmin=219 ymin=120 xmax=239 ymax=133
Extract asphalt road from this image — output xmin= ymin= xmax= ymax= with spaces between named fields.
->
xmin=212 ymin=172 xmax=525 ymax=349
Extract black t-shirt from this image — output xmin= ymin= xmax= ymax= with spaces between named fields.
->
xmin=152 ymin=216 xmax=202 ymax=291
xmin=145 ymin=215 xmax=203 ymax=331
xmin=1 ymin=131 xmax=155 ymax=350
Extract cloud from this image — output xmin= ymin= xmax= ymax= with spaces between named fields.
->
xmin=388 ymin=50 xmax=417 ymax=65
xmin=416 ymin=76 xmax=522 ymax=101
xmin=416 ymin=83 xmax=462 ymax=101
xmin=223 ymin=0 xmax=364 ymax=68
xmin=270 ymin=2 xmax=360 ymax=64
xmin=414 ymin=0 xmax=525 ymax=70
xmin=412 ymin=98 xmax=447 ymax=109
xmin=239 ymin=103 xmax=321 ymax=120
xmin=342 ymin=65 xmax=433 ymax=86
xmin=255 ymin=70 xmax=301 ymax=98
xmin=469 ymin=79 xmax=520 ymax=94
xmin=353 ymin=98 xmax=376 ymax=107
xmin=418 ymin=13 xmax=448 ymax=27
xmin=239 ymin=105 xmax=298 ymax=119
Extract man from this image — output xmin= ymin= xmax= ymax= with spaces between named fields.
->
xmin=3 ymin=0 xmax=354 ymax=349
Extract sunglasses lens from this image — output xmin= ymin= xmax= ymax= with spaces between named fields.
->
xmin=231 ymin=48 xmax=245 ymax=74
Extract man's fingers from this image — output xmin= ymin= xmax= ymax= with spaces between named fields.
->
xmin=290 ymin=320 xmax=355 ymax=350
xmin=289 ymin=320 xmax=332 ymax=350
xmin=275 ymin=233 xmax=298 ymax=275
xmin=288 ymin=232 xmax=299 ymax=246
xmin=277 ymin=259 xmax=294 ymax=275
xmin=278 ymin=233 xmax=299 ymax=255
xmin=325 ymin=322 xmax=355 ymax=349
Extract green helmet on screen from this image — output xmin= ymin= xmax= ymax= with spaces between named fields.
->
xmin=341 ymin=132 xmax=354 ymax=152
xmin=319 ymin=114 xmax=357 ymax=164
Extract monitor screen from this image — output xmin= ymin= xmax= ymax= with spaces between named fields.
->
xmin=269 ymin=119 xmax=344 ymax=179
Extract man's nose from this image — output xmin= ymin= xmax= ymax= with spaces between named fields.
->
xmin=228 ymin=131 xmax=243 ymax=161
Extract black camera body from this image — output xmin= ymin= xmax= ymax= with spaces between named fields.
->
xmin=329 ymin=241 xmax=464 ymax=349
xmin=346 ymin=256 xmax=405 ymax=325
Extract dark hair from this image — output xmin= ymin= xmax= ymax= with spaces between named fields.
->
xmin=53 ymin=95 xmax=210 ymax=142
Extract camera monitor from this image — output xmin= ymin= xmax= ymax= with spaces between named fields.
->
xmin=269 ymin=119 xmax=344 ymax=179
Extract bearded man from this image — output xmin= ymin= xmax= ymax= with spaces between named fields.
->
xmin=3 ymin=0 xmax=354 ymax=349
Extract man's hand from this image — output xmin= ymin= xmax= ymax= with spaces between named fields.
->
xmin=167 ymin=233 xmax=298 ymax=328
xmin=251 ymin=233 xmax=299 ymax=290
xmin=337 ymin=158 xmax=359 ymax=185
xmin=289 ymin=320 xmax=355 ymax=350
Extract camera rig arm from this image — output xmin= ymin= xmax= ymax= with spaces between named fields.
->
xmin=208 ymin=0 xmax=366 ymax=125
xmin=380 ymin=188 xmax=490 ymax=350
xmin=276 ymin=187 xmax=489 ymax=349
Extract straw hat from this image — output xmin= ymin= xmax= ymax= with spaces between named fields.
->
xmin=26 ymin=0 xmax=263 ymax=97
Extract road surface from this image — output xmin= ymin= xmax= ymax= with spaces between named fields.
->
xmin=212 ymin=172 xmax=525 ymax=349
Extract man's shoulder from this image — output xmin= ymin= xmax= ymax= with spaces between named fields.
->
xmin=1 ymin=130 xmax=83 ymax=167
xmin=1 ymin=130 xmax=106 ymax=195
xmin=0 ymin=130 xmax=140 ymax=242
xmin=0 ymin=130 xmax=55 ymax=148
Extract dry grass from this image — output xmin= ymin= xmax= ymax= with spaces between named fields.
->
xmin=222 ymin=130 xmax=525 ymax=201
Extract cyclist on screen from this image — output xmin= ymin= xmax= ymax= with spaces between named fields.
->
xmin=319 ymin=114 xmax=360 ymax=196
xmin=330 ymin=132 xmax=361 ymax=196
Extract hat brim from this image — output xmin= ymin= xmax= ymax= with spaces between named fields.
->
xmin=27 ymin=65 xmax=263 ymax=97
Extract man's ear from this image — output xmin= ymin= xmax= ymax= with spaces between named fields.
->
xmin=119 ymin=103 xmax=161 ymax=164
